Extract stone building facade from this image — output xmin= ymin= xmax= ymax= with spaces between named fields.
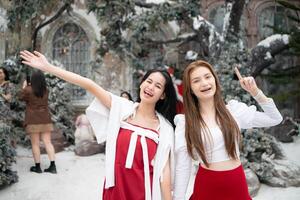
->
xmin=0 ymin=0 xmax=299 ymax=116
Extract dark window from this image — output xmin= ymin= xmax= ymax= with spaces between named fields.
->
xmin=52 ymin=23 xmax=90 ymax=101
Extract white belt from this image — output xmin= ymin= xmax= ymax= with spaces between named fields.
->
xmin=120 ymin=121 xmax=159 ymax=200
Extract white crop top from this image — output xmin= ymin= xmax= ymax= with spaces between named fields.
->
xmin=174 ymin=99 xmax=283 ymax=164
xmin=173 ymin=98 xmax=283 ymax=200
xmin=199 ymin=126 xmax=240 ymax=163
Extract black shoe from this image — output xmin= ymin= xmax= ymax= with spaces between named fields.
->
xmin=30 ymin=166 xmax=42 ymax=173
xmin=44 ymin=165 xmax=57 ymax=174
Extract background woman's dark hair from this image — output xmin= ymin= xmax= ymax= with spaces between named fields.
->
xmin=0 ymin=67 xmax=10 ymax=81
xmin=136 ymin=69 xmax=177 ymax=128
xmin=120 ymin=91 xmax=133 ymax=101
xmin=30 ymin=70 xmax=47 ymax=98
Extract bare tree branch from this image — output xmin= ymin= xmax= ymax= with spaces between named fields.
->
xmin=32 ymin=2 xmax=72 ymax=50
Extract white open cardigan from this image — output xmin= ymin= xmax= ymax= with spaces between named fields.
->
xmin=86 ymin=93 xmax=175 ymax=200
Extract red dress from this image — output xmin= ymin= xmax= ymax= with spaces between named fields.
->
xmin=102 ymin=123 xmax=159 ymax=200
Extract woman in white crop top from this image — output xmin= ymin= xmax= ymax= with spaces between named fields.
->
xmin=173 ymin=60 xmax=283 ymax=200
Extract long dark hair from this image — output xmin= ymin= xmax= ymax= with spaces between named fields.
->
xmin=137 ymin=69 xmax=177 ymax=128
xmin=30 ymin=71 xmax=47 ymax=98
xmin=120 ymin=91 xmax=133 ymax=101
xmin=0 ymin=67 xmax=9 ymax=81
xmin=183 ymin=60 xmax=240 ymax=167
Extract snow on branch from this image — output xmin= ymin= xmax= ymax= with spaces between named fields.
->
xmin=144 ymin=32 xmax=196 ymax=44
xmin=192 ymin=15 xmax=223 ymax=44
xmin=249 ymin=34 xmax=290 ymax=77
xmin=192 ymin=15 xmax=223 ymax=57
xmin=257 ymin=34 xmax=289 ymax=48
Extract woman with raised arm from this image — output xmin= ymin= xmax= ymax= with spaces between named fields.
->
xmin=20 ymin=50 xmax=177 ymax=200
xmin=173 ymin=60 xmax=283 ymax=200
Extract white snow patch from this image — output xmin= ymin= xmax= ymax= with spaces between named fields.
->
xmin=257 ymin=34 xmax=290 ymax=48
xmin=0 ymin=137 xmax=300 ymax=199
xmin=282 ymin=34 xmax=289 ymax=45
xmin=0 ymin=8 xmax=7 ymax=32
xmin=193 ymin=16 xmax=205 ymax=30
xmin=4 ymin=58 xmax=17 ymax=66
xmin=264 ymin=51 xmax=272 ymax=60
xmin=239 ymin=39 xmax=245 ymax=50
xmin=185 ymin=50 xmax=198 ymax=60
xmin=146 ymin=0 xmax=166 ymax=3
xmin=168 ymin=21 xmax=180 ymax=35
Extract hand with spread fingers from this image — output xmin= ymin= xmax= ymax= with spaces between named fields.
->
xmin=20 ymin=50 xmax=50 ymax=71
xmin=234 ymin=65 xmax=259 ymax=97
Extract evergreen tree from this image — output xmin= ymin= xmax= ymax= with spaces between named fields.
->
xmin=0 ymin=123 xmax=18 ymax=188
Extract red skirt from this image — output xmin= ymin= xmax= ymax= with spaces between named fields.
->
xmin=102 ymin=126 xmax=158 ymax=200
xmin=190 ymin=165 xmax=252 ymax=200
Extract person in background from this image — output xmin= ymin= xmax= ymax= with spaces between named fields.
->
xmin=20 ymin=70 xmax=56 ymax=174
xmin=120 ymin=91 xmax=133 ymax=101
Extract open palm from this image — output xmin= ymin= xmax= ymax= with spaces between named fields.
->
xmin=20 ymin=50 xmax=50 ymax=71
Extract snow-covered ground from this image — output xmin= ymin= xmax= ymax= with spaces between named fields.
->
xmin=1 ymin=137 xmax=300 ymax=200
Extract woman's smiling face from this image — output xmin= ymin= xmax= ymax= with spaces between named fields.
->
xmin=190 ymin=66 xmax=216 ymax=101
xmin=139 ymin=72 xmax=166 ymax=104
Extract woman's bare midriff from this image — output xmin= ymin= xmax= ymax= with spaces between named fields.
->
xmin=200 ymin=159 xmax=241 ymax=171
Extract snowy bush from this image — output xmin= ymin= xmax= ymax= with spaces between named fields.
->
xmin=0 ymin=123 xmax=18 ymax=188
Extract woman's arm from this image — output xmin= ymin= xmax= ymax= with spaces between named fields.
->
xmin=173 ymin=147 xmax=192 ymax=200
xmin=161 ymin=157 xmax=172 ymax=200
xmin=231 ymin=67 xmax=283 ymax=128
xmin=20 ymin=50 xmax=111 ymax=108
xmin=234 ymin=67 xmax=270 ymax=103
xmin=173 ymin=114 xmax=192 ymax=200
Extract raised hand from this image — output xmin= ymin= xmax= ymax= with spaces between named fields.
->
xmin=20 ymin=50 xmax=50 ymax=71
xmin=234 ymin=65 xmax=259 ymax=96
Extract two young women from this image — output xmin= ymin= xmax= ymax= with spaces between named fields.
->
xmin=21 ymin=51 xmax=282 ymax=200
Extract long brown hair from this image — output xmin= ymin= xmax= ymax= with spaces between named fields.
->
xmin=183 ymin=60 xmax=240 ymax=167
